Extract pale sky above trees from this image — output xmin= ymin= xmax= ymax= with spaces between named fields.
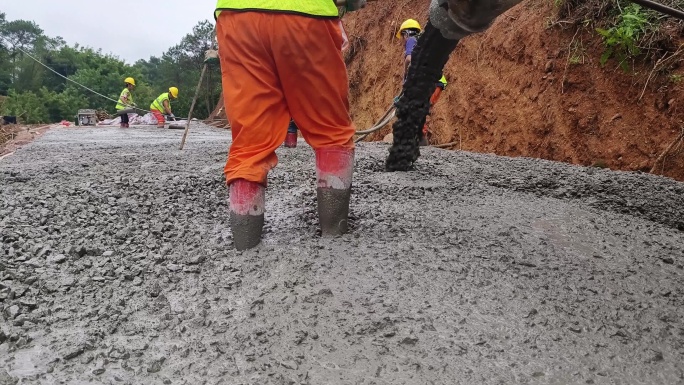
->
xmin=3 ymin=0 xmax=216 ymax=63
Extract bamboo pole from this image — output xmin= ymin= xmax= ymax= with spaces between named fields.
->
xmin=179 ymin=64 xmax=208 ymax=150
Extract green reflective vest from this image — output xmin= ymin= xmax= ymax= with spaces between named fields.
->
xmin=215 ymin=0 xmax=339 ymax=19
xmin=116 ymin=88 xmax=133 ymax=110
xmin=438 ymin=75 xmax=448 ymax=87
xmin=150 ymin=93 xmax=170 ymax=113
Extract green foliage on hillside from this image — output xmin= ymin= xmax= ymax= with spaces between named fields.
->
xmin=556 ymin=0 xmax=684 ymax=70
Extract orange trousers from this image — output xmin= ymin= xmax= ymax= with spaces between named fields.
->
xmin=216 ymin=11 xmax=355 ymax=185
xmin=423 ymin=86 xmax=443 ymax=136
xmin=151 ymin=110 xmax=165 ymax=127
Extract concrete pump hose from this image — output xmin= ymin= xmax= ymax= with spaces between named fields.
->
xmin=355 ymin=106 xmax=396 ymax=135
xmin=430 ymin=0 xmax=524 ymax=40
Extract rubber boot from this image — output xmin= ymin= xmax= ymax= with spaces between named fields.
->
xmin=284 ymin=132 xmax=298 ymax=148
xmin=285 ymin=121 xmax=298 ymax=148
xmin=315 ymin=147 xmax=354 ymax=236
xmin=419 ymin=135 xmax=428 ymax=147
xmin=229 ymin=179 xmax=265 ymax=250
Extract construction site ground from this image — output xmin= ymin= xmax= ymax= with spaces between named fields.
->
xmin=1 ymin=124 xmax=684 ymax=384
xmin=0 ymin=125 xmax=54 ymax=159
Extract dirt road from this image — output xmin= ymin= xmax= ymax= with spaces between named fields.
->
xmin=1 ymin=125 xmax=683 ymax=384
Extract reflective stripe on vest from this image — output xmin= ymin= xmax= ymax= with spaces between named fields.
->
xmin=116 ymin=88 xmax=133 ymax=110
xmin=438 ymin=75 xmax=447 ymax=86
xmin=150 ymin=93 xmax=170 ymax=112
xmin=215 ymin=0 xmax=339 ymax=19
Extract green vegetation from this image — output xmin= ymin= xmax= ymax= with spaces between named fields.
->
xmin=569 ymin=38 xmax=588 ymax=64
xmin=557 ymin=0 xmax=684 ymax=71
xmin=596 ymin=3 xmax=650 ymax=70
xmin=0 ymin=13 xmax=221 ymax=123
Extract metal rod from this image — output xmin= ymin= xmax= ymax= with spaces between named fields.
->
xmin=628 ymin=0 xmax=684 ymax=20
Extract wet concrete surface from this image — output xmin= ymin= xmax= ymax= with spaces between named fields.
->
xmin=1 ymin=124 xmax=684 ymax=384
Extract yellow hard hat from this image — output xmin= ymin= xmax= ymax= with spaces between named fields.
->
xmin=169 ymin=87 xmax=179 ymax=98
xmin=396 ymin=19 xmax=422 ymax=39
xmin=125 ymin=77 xmax=136 ymax=86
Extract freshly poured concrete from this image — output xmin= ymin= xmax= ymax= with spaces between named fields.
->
xmin=1 ymin=125 xmax=683 ymax=384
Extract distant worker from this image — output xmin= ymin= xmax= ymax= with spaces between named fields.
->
xmin=115 ymin=77 xmax=136 ymax=128
xmin=284 ymin=120 xmax=298 ymax=148
xmin=215 ymin=0 xmax=367 ymax=250
xmin=396 ymin=19 xmax=448 ymax=146
xmin=150 ymin=87 xmax=179 ymax=128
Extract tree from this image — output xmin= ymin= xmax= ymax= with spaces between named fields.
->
xmin=178 ymin=21 xmax=217 ymax=68
xmin=0 ymin=15 xmax=223 ymax=123
xmin=133 ymin=20 xmax=222 ymax=119
xmin=3 ymin=89 xmax=47 ymax=123
xmin=0 ymin=13 xmax=11 ymax=95
xmin=42 ymin=44 xmax=79 ymax=92
xmin=0 ymin=18 xmax=44 ymax=82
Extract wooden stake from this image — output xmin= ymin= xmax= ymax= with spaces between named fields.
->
xmin=179 ymin=64 xmax=208 ymax=150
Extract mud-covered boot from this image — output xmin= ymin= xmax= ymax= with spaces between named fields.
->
xmin=315 ymin=147 xmax=354 ymax=236
xmin=284 ymin=132 xmax=298 ymax=148
xmin=284 ymin=120 xmax=298 ymax=148
xmin=229 ymin=179 xmax=265 ymax=250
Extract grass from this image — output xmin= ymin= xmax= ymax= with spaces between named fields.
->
xmin=596 ymin=3 xmax=650 ymax=70
xmin=555 ymin=0 xmax=684 ymax=70
xmin=569 ymin=38 xmax=588 ymax=64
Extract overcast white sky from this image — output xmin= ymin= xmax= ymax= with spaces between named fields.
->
xmin=3 ymin=0 xmax=216 ymax=63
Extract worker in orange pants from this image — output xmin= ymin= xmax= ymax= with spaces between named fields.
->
xmin=422 ymin=81 xmax=446 ymax=143
xmin=150 ymin=87 xmax=179 ymax=128
xmin=215 ymin=0 xmax=366 ymax=250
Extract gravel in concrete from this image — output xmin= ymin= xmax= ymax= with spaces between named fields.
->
xmin=1 ymin=124 xmax=684 ymax=384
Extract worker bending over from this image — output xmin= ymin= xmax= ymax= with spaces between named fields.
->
xmin=150 ymin=87 xmax=179 ymax=128
xmin=215 ymin=0 xmax=366 ymax=250
xmin=115 ymin=77 xmax=136 ymax=128
xmin=397 ymin=19 xmax=448 ymax=146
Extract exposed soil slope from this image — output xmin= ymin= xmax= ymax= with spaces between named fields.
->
xmin=344 ymin=0 xmax=684 ymax=180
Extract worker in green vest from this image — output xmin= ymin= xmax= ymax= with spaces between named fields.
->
xmin=115 ymin=77 xmax=136 ymax=128
xmin=150 ymin=87 xmax=179 ymax=128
